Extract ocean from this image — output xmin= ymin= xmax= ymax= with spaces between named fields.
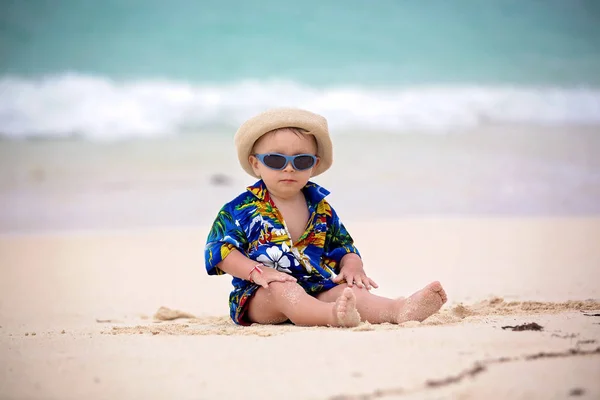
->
xmin=1 ymin=1 xmax=600 ymax=231
xmin=1 ymin=0 xmax=600 ymax=139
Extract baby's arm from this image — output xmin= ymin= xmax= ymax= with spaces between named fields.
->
xmin=205 ymin=203 xmax=294 ymax=288
xmin=324 ymin=204 xmax=378 ymax=290
xmin=217 ymin=249 xmax=296 ymax=288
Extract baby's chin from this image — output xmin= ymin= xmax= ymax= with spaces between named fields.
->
xmin=271 ymin=179 xmax=304 ymax=188
xmin=278 ymin=178 xmax=300 ymax=184
xmin=264 ymin=179 xmax=308 ymax=195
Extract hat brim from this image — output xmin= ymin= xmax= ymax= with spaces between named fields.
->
xmin=234 ymin=108 xmax=333 ymax=178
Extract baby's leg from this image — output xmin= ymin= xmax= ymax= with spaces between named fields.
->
xmin=247 ymin=282 xmax=360 ymax=327
xmin=317 ymin=281 xmax=447 ymax=324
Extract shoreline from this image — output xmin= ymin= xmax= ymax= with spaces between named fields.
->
xmin=2 ymin=126 xmax=600 ymax=233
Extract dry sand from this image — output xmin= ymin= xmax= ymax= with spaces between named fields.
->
xmin=1 ymin=217 xmax=600 ymax=399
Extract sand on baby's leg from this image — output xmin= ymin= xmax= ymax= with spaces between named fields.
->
xmin=247 ymin=282 xmax=361 ymax=327
xmin=396 ymin=281 xmax=448 ymax=322
xmin=317 ymin=281 xmax=448 ymax=324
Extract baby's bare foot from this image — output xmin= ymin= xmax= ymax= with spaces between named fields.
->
xmin=332 ymin=287 xmax=361 ymax=327
xmin=395 ymin=281 xmax=448 ymax=323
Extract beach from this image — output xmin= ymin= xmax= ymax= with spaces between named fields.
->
xmin=1 ymin=131 xmax=600 ymax=399
xmin=2 ymin=2 xmax=600 ymax=397
xmin=1 ymin=219 xmax=600 ymax=399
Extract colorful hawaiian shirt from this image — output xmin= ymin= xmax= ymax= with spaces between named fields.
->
xmin=204 ymin=179 xmax=360 ymax=325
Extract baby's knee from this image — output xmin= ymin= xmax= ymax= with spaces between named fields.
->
xmin=346 ymin=284 xmax=371 ymax=298
xmin=267 ymin=280 xmax=303 ymax=295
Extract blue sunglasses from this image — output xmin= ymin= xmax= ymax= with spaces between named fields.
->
xmin=254 ymin=153 xmax=317 ymax=171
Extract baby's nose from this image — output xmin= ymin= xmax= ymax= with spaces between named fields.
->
xmin=282 ymin=161 xmax=295 ymax=172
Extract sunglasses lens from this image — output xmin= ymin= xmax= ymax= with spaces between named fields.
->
xmin=293 ymin=155 xmax=315 ymax=170
xmin=263 ymin=154 xmax=287 ymax=169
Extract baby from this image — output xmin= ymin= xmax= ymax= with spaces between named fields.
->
xmin=205 ymin=108 xmax=447 ymax=327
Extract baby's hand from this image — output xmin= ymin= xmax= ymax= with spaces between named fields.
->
xmin=333 ymin=262 xmax=379 ymax=290
xmin=250 ymin=266 xmax=297 ymax=289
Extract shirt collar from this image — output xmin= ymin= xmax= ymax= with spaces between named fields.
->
xmin=246 ymin=179 xmax=330 ymax=205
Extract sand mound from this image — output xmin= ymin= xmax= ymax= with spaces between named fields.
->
xmin=101 ymin=298 xmax=600 ymax=336
xmin=451 ymin=297 xmax=600 ymax=316
xmin=153 ymin=306 xmax=196 ymax=321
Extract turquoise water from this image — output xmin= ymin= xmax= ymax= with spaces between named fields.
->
xmin=1 ymin=0 xmax=600 ymax=138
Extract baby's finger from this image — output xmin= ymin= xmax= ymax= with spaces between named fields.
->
xmin=259 ymin=279 xmax=269 ymax=289
xmin=361 ymin=276 xmax=372 ymax=290
xmin=345 ymin=274 xmax=354 ymax=287
xmin=368 ymin=277 xmax=379 ymax=288
xmin=354 ymin=276 xmax=365 ymax=289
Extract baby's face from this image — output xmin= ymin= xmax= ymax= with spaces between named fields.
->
xmin=249 ymin=128 xmax=320 ymax=199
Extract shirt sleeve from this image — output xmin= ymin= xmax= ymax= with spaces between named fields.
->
xmin=204 ymin=203 xmax=248 ymax=275
xmin=323 ymin=206 xmax=360 ymax=271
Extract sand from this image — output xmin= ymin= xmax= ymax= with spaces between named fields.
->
xmin=2 ymin=127 xmax=600 ymax=232
xmin=1 ymin=128 xmax=600 ymax=398
xmin=1 ymin=218 xmax=600 ymax=399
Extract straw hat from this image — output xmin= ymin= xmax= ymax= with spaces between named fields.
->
xmin=234 ymin=108 xmax=333 ymax=178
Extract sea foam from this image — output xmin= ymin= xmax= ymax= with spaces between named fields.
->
xmin=1 ymin=74 xmax=599 ymax=140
